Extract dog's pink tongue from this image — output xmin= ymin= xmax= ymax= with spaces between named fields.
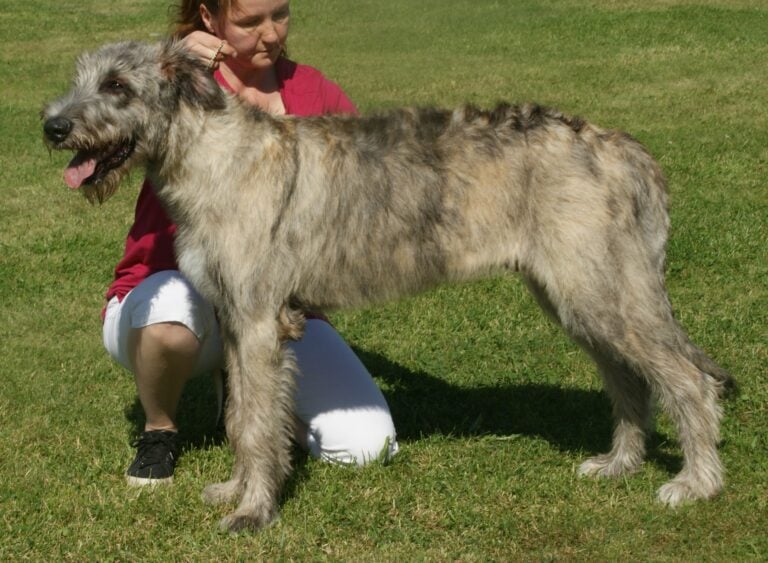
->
xmin=64 ymin=154 xmax=96 ymax=189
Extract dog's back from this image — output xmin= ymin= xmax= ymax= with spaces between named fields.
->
xmin=266 ymin=103 xmax=669 ymax=310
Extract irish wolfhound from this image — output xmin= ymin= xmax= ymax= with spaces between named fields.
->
xmin=43 ymin=40 xmax=733 ymax=532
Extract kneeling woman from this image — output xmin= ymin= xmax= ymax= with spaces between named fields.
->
xmin=102 ymin=0 xmax=398 ymax=484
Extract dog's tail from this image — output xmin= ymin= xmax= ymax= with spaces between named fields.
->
xmin=617 ymin=135 xmax=737 ymax=399
xmin=683 ymin=336 xmax=738 ymax=398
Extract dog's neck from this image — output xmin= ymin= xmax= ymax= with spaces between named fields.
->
xmin=147 ymin=96 xmax=280 ymax=224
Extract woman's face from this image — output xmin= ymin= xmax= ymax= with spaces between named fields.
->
xmin=203 ymin=0 xmax=290 ymax=71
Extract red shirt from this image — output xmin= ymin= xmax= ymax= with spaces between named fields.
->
xmin=106 ymin=59 xmax=356 ymax=305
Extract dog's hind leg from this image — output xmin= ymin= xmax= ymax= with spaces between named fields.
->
xmin=577 ymin=352 xmax=652 ymax=478
xmin=646 ymin=350 xmax=723 ymax=506
xmin=207 ymin=315 xmax=297 ymax=532
xmin=523 ymin=249 xmax=724 ymax=505
xmin=594 ymin=336 xmax=723 ymax=505
xmin=525 ymin=279 xmax=652 ymax=477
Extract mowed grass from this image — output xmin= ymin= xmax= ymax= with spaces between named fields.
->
xmin=1 ymin=0 xmax=767 ymax=559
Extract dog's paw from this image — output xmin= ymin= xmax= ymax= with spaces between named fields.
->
xmin=201 ymin=479 xmax=242 ymax=506
xmin=578 ymin=455 xmax=611 ymax=477
xmin=578 ymin=453 xmax=641 ymax=478
xmin=219 ymin=509 xmax=279 ymax=534
xmin=657 ymin=480 xmax=698 ymax=507
xmin=656 ymin=473 xmax=721 ymax=507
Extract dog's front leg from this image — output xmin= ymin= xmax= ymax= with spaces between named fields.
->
xmin=201 ymin=330 xmax=245 ymax=507
xmin=214 ymin=315 xmax=297 ymax=533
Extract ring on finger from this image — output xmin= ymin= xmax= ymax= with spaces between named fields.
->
xmin=207 ymin=40 xmax=226 ymax=70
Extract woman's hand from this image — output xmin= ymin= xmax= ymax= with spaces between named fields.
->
xmin=181 ymin=31 xmax=237 ymax=70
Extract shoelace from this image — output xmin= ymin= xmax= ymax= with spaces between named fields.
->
xmin=131 ymin=432 xmax=177 ymax=467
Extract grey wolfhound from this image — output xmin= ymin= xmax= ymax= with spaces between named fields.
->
xmin=43 ymin=40 xmax=734 ymax=532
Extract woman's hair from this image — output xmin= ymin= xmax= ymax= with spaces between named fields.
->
xmin=173 ymin=0 xmax=233 ymax=39
xmin=172 ymin=0 xmax=291 ymax=57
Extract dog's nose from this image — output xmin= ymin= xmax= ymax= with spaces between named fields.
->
xmin=44 ymin=116 xmax=73 ymax=143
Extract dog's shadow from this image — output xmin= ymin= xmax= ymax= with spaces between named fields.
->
xmin=355 ymin=348 xmax=614 ymax=451
xmin=125 ymin=348 xmax=681 ymax=477
xmin=355 ymin=349 xmax=681 ymax=475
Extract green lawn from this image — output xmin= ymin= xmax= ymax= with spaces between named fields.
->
xmin=2 ymin=0 xmax=766 ymax=559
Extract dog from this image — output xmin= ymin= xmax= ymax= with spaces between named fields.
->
xmin=43 ymin=40 xmax=734 ymax=532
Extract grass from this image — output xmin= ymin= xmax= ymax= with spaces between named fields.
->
xmin=2 ymin=0 xmax=767 ymax=559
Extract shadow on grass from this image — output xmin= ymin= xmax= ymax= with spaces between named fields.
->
xmin=354 ymin=348 xmax=614 ymax=453
xmin=124 ymin=374 xmax=226 ymax=450
xmin=123 ymin=346 xmax=681 ymax=478
xmin=353 ymin=349 xmax=680 ymax=473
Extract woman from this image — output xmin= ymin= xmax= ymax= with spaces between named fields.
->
xmin=102 ymin=0 xmax=398 ymax=485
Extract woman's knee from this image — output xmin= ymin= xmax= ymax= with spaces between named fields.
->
xmin=306 ymin=407 xmax=399 ymax=466
xmin=132 ymin=322 xmax=201 ymax=358
xmin=103 ymin=271 xmax=222 ymax=374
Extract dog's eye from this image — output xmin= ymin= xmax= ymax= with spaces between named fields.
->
xmin=101 ymin=79 xmax=128 ymax=95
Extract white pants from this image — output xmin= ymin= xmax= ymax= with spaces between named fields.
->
xmin=103 ymin=270 xmax=398 ymax=465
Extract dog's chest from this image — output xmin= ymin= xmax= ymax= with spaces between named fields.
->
xmin=175 ymin=236 xmax=219 ymax=305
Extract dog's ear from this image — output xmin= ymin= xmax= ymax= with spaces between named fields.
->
xmin=158 ymin=39 xmax=226 ymax=111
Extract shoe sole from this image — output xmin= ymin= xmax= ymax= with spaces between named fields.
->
xmin=126 ymin=474 xmax=174 ymax=487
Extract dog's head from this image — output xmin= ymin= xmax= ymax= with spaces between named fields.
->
xmin=42 ymin=40 xmax=226 ymax=203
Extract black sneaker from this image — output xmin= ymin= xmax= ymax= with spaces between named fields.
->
xmin=126 ymin=430 xmax=179 ymax=486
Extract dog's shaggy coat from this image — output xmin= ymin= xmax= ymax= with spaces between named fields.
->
xmin=43 ymin=40 xmax=734 ymax=532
